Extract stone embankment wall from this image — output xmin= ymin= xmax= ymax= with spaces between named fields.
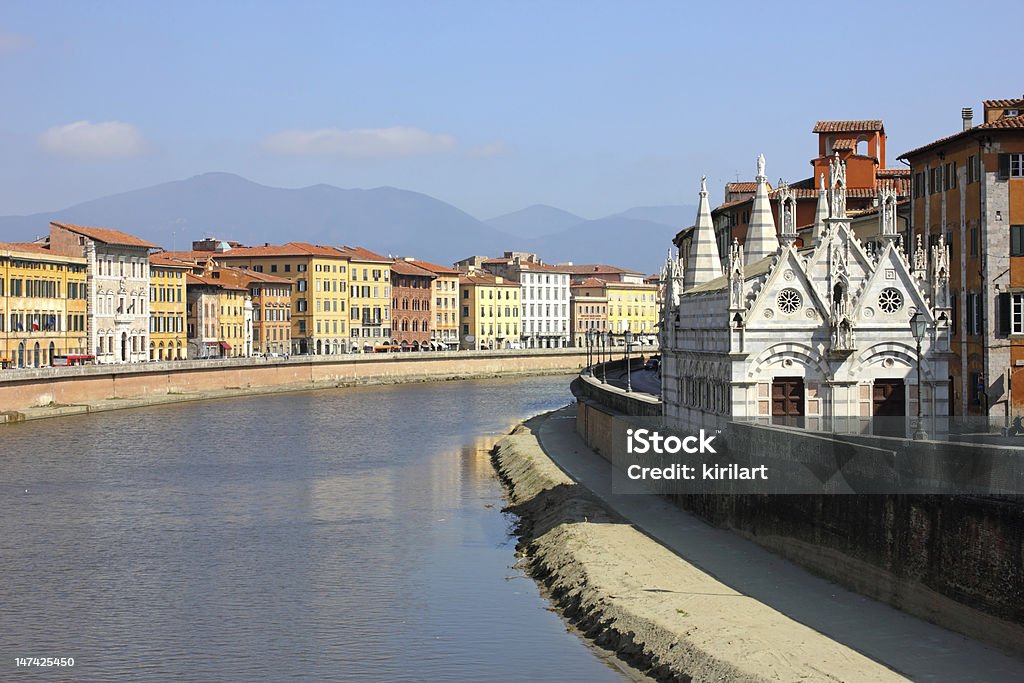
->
xmin=0 ymin=349 xmax=586 ymax=419
xmin=491 ymin=417 xmax=908 ymax=682
xmin=573 ymin=372 xmax=1024 ymax=657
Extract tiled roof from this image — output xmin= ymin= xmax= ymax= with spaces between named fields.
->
xmin=459 ymin=271 xmax=518 ymax=286
xmin=711 ymin=177 xmax=910 ymax=216
xmin=899 ymin=114 xmax=1024 ymax=158
xmin=983 ymin=99 xmax=1024 ymax=108
xmin=337 ymin=245 xmax=390 ymax=263
xmin=214 ymin=242 xmax=350 ymax=259
xmin=394 ymin=258 xmax=460 ymax=275
xmin=683 ymin=254 xmax=775 ymax=296
xmin=186 ymin=272 xmax=247 ymax=291
xmin=484 ymin=258 xmax=570 ymax=273
xmin=876 ymin=168 xmax=910 ymax=177
xmin=831 ymin=138 xmax=858 ymax=150
xmin=571 ymin=277 xmax=609 ymax=289
xmin=50 ymin=221 xmax=160 ymax=249
xmin=560 ymin=264 xmax=644 ymax=276
xmin=390 ymin=259 xmax=437 ymax=277
xmin=149 ymin=252 xmax=195 ymax=268
xmin=812 ymin=120 xmax=884 ymax=133
xmin=0 ymin=241 xmax=86 ymax=261
xmin=725 ymin=181 xmax=759 ymax=193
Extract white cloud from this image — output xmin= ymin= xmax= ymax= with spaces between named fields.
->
xmin=465 ymin=141 xmax=508 ymax=159
xmin=0 ymin=31 xmax=33 ymax=55
xmin=38 ymin=121 xmax=146 ymax=159
xmin=263 ymin=126 xmax=457 ymax=158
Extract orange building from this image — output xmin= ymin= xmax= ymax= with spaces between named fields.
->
xmin=676 ymin=120 xmax=910 ymax=259
xmin=899 ymin=98 xmax=1024 ymax=421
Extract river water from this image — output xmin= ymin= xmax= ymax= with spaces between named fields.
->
xmin=0 ymin=376 xmax=629 ymax=682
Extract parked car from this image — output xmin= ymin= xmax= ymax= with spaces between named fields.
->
xmin=644 ymin=357 xmax=660 ymax=372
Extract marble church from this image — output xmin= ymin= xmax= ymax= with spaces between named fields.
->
xmin=661 ymin=154 xmax=950 ymax=437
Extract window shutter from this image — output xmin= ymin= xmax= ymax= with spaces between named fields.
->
xmin=999 ymin=153 xmax=1011 ymax=179
xmin=998 ymin=293 xmax=1011 ymax=337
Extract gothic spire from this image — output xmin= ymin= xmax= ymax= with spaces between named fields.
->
xmin=813 ymin=173 xmax=829 ymax=246
xmin=684 ymin=176 xmax=723 ymax=289
xmin=744 ymin=154 xmax=780 ymax=266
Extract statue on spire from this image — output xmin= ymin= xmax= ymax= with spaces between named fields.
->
xmin=756 ymin=153 xmax=766 ymax=180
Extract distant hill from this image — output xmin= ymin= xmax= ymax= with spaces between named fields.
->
xmin=607 ymin=205 xmax=695 ymax=229
xmin=529 ymin=216 xmax=679 ymax=273
xmin=0 ymin=172 xmax=526 ymax=262
xmin=0 ymin=173 xmax=680 ymax=272
xmin=484 ymin=204 xmax=585 ymax=239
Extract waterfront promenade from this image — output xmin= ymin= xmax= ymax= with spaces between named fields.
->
xmin=525 ymin=405 xmax=1024 ymax=681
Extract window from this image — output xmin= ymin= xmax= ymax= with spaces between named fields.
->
xmin=998 ymin=153 xmax=1024 ymax=178
xmin=998 ymin=292 xmax=1012 ymax=337
xmin=1012 ymin=226 xmax=1024 ymax=256
xmin=1014 ymin=293 xmax=1024 ymax=335
xmin=970 ymin=228 xmax=979 ymax=256
xmin=967 ymin=292 xmax=982 ymax=335
xmin=967 ymin=155 xmax=977 ymax=184
xmin=930 ymin=166 xmax=942 ymax=194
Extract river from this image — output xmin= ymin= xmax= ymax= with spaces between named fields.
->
xmin=0 ymin=375 xmax=630 ymax=682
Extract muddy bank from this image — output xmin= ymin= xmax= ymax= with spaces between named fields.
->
xmin=491 ymin=414 xmax=908 ymax=683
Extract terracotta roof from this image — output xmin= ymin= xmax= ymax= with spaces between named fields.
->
xmin=831 ymin=138 xmax=858 ymax=150
xmin=390 ymin=259 xmax=437 ymax=277
xmin=571 ymin=277 xmax=608 ymax=289
xmin=711 ymin=178 xmax=910 ymax=216
xmin=213 ymin=242 xmax=349 ymax=259
xmin=899 ymin=114 xmax=1024 ymax=159
xmin=0 ymin=241 xmax=86 ymax=261
xmin=983 ymin=99 xmax=1024 ymax=108
xmin=876 ymin=168 xmax=910 ymax=177
xmin=149 ymin=252 xmax=195 ymax=268
xmin=50 ymin=221 xmax=160 ymax=249
xmin=812 ymin=120 xmax=884 ymax=133
xmin=186 ymin=272 xmax=246 ymax=291
xmin=483 ymin=258 xmax=570 ymax=273
xmin=560 ymin=264 xmax=644 ymax=276
xmin=218 ymin=266 xmax=292 ymax=288
xmin=459 ymin=271 xmax=518 ymax=286
xmin=725 ymin=181 xmax=759 ymax=193
xmin=337 ymin=245 xmax=390 ymax=263
xmin=394 ymin=258 xmax=460 ymax=275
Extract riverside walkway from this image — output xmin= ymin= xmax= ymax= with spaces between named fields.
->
xmin=536 ymin=404 xmax=1024 ymax=682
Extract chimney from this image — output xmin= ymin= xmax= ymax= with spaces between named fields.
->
xmin=962 ymin=107 xmax=973 ymax=131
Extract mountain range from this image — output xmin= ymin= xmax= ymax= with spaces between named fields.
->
xmin=0 ymin=173 xmax=695 ymax=273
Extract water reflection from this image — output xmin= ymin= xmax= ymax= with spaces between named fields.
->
xmin=0 ymin=376 xmax=626 ymax=682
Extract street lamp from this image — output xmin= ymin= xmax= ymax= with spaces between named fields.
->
xmin=600 ymin=332 xmax=608 ymax=383
xmin=625 ymin=329 xmax=634 ymax=393
xmin=910 ymin=311 xmax=928 ymax=440
xmin=585 ymin=329 xmax=594 ymax=371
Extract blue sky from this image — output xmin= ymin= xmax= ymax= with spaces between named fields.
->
xmin=1 ymin=0 xmax=1021 ymax=220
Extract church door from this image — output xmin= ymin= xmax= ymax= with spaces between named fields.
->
xmin=771 ymin=377 xmax=804 ymax=428
xmin=872 ymin=379 xmax=906 ymax=437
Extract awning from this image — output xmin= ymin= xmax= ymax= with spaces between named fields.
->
xmin=219 ymin=341 xmax=232 ymax=350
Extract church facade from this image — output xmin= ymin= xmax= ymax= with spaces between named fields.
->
xmin=661 ymin=155 xmax=951 ymax=438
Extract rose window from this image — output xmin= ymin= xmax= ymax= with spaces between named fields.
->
xmin=878 ymin=288 xmax=903 ymax=314
xmin=777 ymin=289 xmax=802 ymax=314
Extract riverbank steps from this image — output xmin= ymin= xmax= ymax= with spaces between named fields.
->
xmin=491 ymin=413 xmax=908 ymax=683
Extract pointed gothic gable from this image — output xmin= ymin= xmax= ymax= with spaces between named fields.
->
xmin=743 ymin=246 xmax=831 ymax=330
xmin=803 ymin=221 xmax=876 ymax=286
xmin=849 ymin=241 xmax=935 ymax=327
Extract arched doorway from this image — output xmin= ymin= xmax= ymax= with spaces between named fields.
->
xmin=33 ymin=342 xmax=41 ymax=367
xmin=316 ymin=339 xmax=322 ymax=354
xmin=48 ymin=341 xmax=55 ymax=365
xmin=17 ymin=342 xmax=25 ymax=367
xmin=121 ymin=332 xmax=128 ymax=362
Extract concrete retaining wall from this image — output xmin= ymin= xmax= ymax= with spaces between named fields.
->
xmin=0 ymin=349 xmax=587 ymax=415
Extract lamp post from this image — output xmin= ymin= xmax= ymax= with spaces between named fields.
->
xmin=600 ymin=332 xmax=608 ymax=383
xmin=584 ymin=329 xmax=591 ymax=371
xmin=625 ymin=329 xmax=634 ymax=393
xmin=910 ymin=311 xmax=928 ymax=440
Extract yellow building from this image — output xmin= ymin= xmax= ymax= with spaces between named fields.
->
xmin=337 ymin=245 xmax=393 ymax=352
xmin=0 ymin=242 xmax=88 ymax=367
xmin=148 ymin=253 xmax=189 ymax=360
xmin=184 ymin=241 xmax=351 ymax=355
xmin=571 ymin=279 xmax=658 ymax=346
xmin=459 ymin=271 xmax=520 ymax=350
xmin=185 ymin=269 xmax=248 ymax=359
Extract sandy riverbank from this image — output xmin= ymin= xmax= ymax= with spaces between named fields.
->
xmin=491 ymin=413 xmax=908 ymax=682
